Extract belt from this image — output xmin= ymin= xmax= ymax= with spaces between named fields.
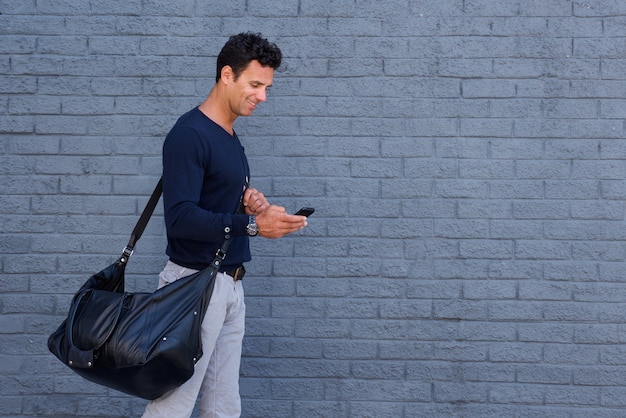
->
xmin=222 ymin=266 xmax=245 ymax=281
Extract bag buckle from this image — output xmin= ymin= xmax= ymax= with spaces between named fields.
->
xmin=215 ymin=248 xmax=226 ymax=262
xmin=120 ymin=246 xmax=134 ymax=264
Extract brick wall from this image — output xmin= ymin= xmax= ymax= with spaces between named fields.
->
xmin=2 ymin=0 xmax=626 ymax=417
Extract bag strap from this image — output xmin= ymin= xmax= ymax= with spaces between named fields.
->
xmin=120 ymin=178 xmax=163 ymax=264
xmin=119 ymin=177 xmax=235 ymax=266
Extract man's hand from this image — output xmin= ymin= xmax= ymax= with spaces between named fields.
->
xmin=243 ymin=187 xmax=270 ymax=215
xmin=256 ymin=205 xmax=308 ymax=239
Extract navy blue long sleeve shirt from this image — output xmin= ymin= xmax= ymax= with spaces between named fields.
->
xmin=162 ymin=107 xmax=251 ymax=270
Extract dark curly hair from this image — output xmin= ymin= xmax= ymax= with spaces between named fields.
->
xmin=215 ymin=32 xmax=282 ymax=83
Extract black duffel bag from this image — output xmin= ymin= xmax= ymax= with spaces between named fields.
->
xmin=48 ymin=179 xmax=232 ymax=400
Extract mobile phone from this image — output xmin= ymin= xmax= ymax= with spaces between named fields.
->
xmin=294 ymin=207 xmax=315 ymax=217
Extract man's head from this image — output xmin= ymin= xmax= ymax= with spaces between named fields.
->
xmin=215 ymin=32 xmax=282 ymax=83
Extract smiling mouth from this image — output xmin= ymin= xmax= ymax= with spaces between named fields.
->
xmin=247 ymin=99 xmax=257 ymax=107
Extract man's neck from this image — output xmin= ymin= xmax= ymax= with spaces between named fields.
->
xmin=198 ymin=86 xmax=236 ymax=136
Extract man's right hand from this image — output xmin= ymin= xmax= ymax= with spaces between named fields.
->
xmin=255 ymin=205 xmax=308 ymax=239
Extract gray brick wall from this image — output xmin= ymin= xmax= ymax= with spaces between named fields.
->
xmin=2 ymin=0 xmax=626 ymax=417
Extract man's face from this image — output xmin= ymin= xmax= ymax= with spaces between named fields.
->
xmin=227 ymin=60 xmax=275 ymax=117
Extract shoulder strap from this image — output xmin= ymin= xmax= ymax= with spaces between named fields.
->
xmin=118 ymin=177 xmax=234 ymax=266
xmin=120 ymin=178 xmax=163 ymax=264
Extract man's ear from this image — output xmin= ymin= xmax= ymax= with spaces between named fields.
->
xmin=221 ymin=65 xmax=235 ymax=84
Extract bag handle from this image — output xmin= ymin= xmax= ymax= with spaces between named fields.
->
xmin=66 ymin=289 xmax=125 ymax=368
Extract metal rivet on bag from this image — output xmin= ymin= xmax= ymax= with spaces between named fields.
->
xmin=87 ymin=362 xmax=92 ymax=367
xmin=224 ymin=226 xmax=231 ymax=233
xmin=194 ymin=311 xmax=198 ymax=316
xmin=68 ymin=360 xmax=73 ymax=366
xmin=163 ymin=337 xmax=167 ymax=341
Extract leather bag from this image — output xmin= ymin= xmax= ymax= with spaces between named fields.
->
xmin=48 ymin=179 xmax=232 ymax=400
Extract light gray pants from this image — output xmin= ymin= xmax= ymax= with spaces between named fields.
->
xmin=142 ymin=261 xmax=246 ymax=418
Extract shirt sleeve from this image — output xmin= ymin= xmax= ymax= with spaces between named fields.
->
xmin=162 ymin=126 xmax=248 ymax=241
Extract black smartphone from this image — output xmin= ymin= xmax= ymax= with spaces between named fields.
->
xmin=294 ymin=207 xmax=315 ymax=217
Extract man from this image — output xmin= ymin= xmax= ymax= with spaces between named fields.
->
xmin=142 ymin=32 xmax=307 ymax=418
